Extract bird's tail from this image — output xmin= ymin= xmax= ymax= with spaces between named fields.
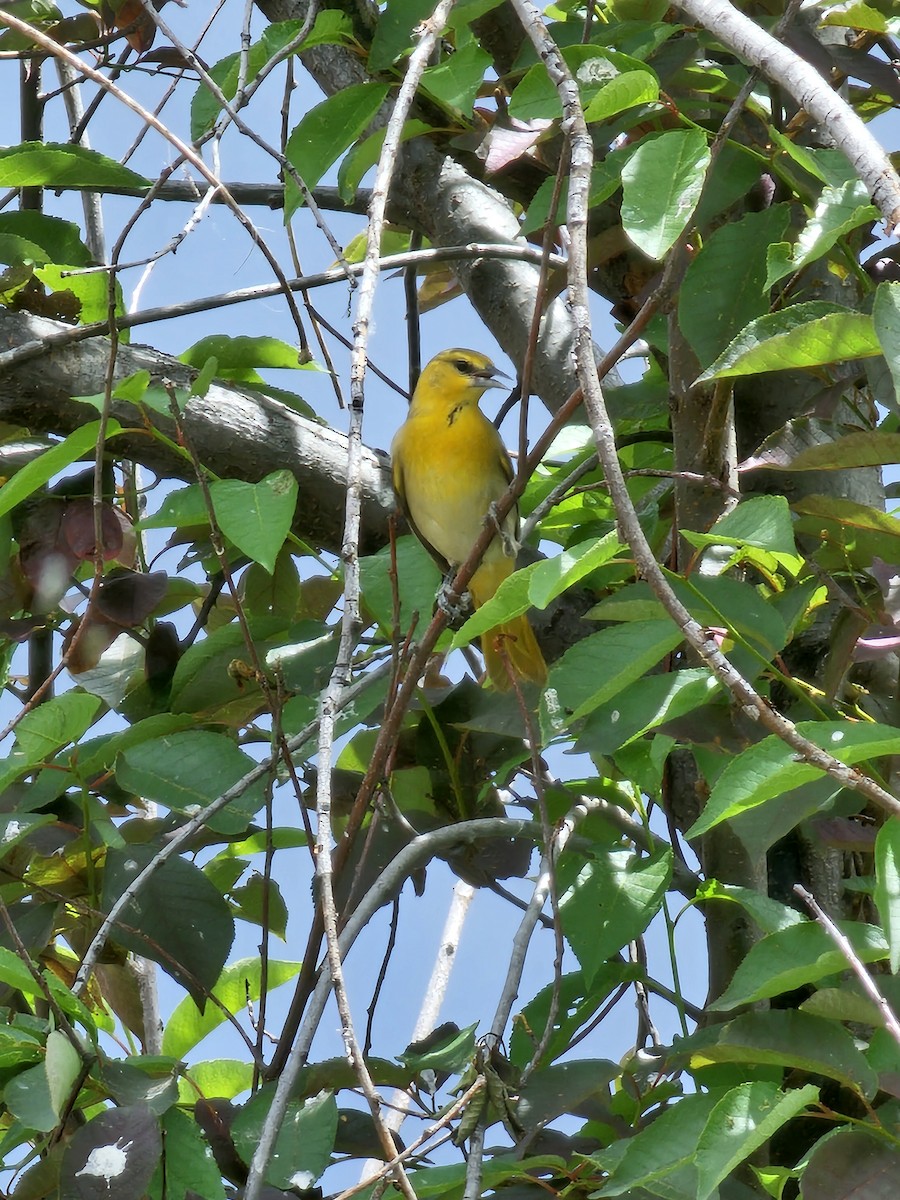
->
xmin=481 ymin=615 xmax=547 ymax=692
xmin=470 ymin=561 xmax=547 ymax=692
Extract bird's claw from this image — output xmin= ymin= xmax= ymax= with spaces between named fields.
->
xmin=436 ymin=577 xmax=474 ymax=626
xmin=488 ymin=502 xmax=518 ymax=559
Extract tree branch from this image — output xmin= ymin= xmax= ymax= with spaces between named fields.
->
xmin=255 ymin=0 xmax=597 ymax=411
xmin=674 ymin=0 xmax=900 ymax=230
xmin=0 ymin=309 xmax=394 ymax=557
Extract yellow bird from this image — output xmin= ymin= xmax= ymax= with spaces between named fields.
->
xmin=390 ymin=348 xmax=547 ymax=691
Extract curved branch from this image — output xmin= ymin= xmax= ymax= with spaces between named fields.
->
xmin=0 ymin=310 xmax=394 ymax=556
xmin=511 ymin=3 xmax=900 ymax=824
xmin=674 ymin=0 xmax=900 ymax=230
xmin=256 ymin=0 xmax=594 ymax=411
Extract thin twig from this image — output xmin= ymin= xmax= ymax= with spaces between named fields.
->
xmin=247 ymin=8 xmax=459 ymax=1197
xmin=71 ymin=659 xmax=394 ymax=996
xmin=244 ymin=817 xmax=539 ymax=1200
xmin=335 ymin=1079 xmax=485 ymax=1200
xmin=0 ymin=244 xmax=567 ymax=373
xmin=794 ymin=884 xmax=900 ymax=1049
xmin=0 ymin=9 xmax=312 ymax=350
xmin=508 ymin=0 xmax=900 ymax=827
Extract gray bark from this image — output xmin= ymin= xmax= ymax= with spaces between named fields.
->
xmin=0 ymin=310 xmax=395 ymax=556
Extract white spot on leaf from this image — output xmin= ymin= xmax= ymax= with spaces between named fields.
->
xmin=75 ymin=1138 xmax=133 ymax=1180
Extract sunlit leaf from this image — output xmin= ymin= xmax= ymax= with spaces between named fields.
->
xmin=688 ymin=720 xmax=900 ymax=838
xmin=875 ymin=817 xmax=900 ymax=974
xmin=699 ymin=302 xmax=880 ymax=381
xmin=284 ymin=84 xmax=390 ymax=218
xmin=0 ymin=142 xmax=149 ymax=189
xmin=621 ymin=128 xmax=710 ymax=260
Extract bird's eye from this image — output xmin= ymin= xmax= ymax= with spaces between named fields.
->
xmin=453 ymin=357 xmax=474 ymax=374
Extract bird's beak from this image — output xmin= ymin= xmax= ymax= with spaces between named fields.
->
xmin=476 ymin=365 xmax=510 ymax=390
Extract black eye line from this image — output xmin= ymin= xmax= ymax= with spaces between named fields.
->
xmin=453 ymin=357 xmax=475 ymax=374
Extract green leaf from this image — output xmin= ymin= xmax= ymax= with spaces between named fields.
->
xmin=138 ymin=484 xmax=208 ymax=531
xmin=680 ymin=205 xmax=791 ymax=367
xmin=177 ymin=1059 xmax=254 ymax=1104
xmin=15 ymin=692 xmax=101 ymax=760
xmin=0 ymin=421 xmax=122 ymax=519
xmin=750 ymin=426 xmax=900 ymax=472
xmin=766 ymin=179 xmax=878 ymax=288
xmin=44 ymin=1030 xmax=82 ymax=1125
xmin=179 ymin=335 xmax=315 ymax=377
xmin=113 ymin=370 xmax=152 ymax=403
xmin=582 ymin=69 xmax=659 ymax=122
xmin=688 ymin=720 xmax=900 ymax=839
xmin=509 ymin=967 xmax=634 ymax=1069
xmin=4 ymin=1059 xmax=59 ymax=1133
xmin=450 ymin=561 xmax=541 ymax=649
xmin=337 ymin=119 xmax=431 ymax=204
xmin=402 ymin=1157 xmax=566 ymax=1199
xmin=102 ymin=846 xmax=235 ymax=1008
xmin=232 ymin=1087 xmax=338 ymax=1188
xmin=190 ymin=13 xmax=354 ymax=139
xmin=593 ymin=1091 xmax=719 ymax=1195
xmin=874 ymin=281 xmax=900 ymax=410
xmin=265 ymin=629 xmax=338 ymax=694
xmin=369 ymin=0 xmax=436 ymax=71
xmin=542 ymin=619 xmax=683 ymax=737
xmin=558 ymin=847 xmax=672 ymax=986
xmin=284 ymin=84 xmax=390 ymax=218
xmin=802 ymin=1129 xmax=900 ymax=1199
xmin=875 ymin=817 xmax=900 ymax=974
xmin=162 ymin=958 xmax=301 ymax=1058
xmin=0 ymin=950 xmax=81 ymax=1033
xmin=0 ymin=950 xmax=96 ymax=1043
xmin=621 ymin=128 xmax=710 ymax=260
xmin=682 ymin=1010 xmax=879 ymax=1098
xmin=517 ymin=1059 xmax=620 ymax=1129
xmin=192 ymin=357 xmax=218 ymax=398
xmin=510 ymin=46 xmax=653 ymax=122
xmin=4 ymin=1031 xmax=81 ymax=1132
xmin=0 ymin=232 xmax=47 ymax=266
xmin=116 ymin=730 xmax=268 ymax=834
xmin=523 ymin=158 xmax=624 ymax=235
xmin=588 ymin=573 xmax=787 ymax=680
xmin=0 ymin=212 xmax=92 ymax=267
xmin=294 ymin=9 xmax=355 ymax=49
xmin=210 ymin=469 xmax=298 ymax=573
xmin=231 ymin=873 xmax=289 ymax=940
xmin=576 ymin=668 xmax=718 ymax=757
xmin=159 ymin=1107 xmax=226 ymax=1200
xmin=399 ymin=1023 xmax=477 ymax=1074
xmin=102 ymin=1059 xmax=180 ymax=1115
xmin=0 ymin=812 xmax=55 ymax=853
xmin=713 ymin=922 xmax=888 ymax=1011
xmin=360 ymin=535 xmax=442 ymax=637
xmin=0 ymin=142 xmax=149 ymax=189
xmin=697 ymin=881 xmax=805 ymax=936
xmin=528 ymin=531 xmax=624 ymax=609
xmin=420 ymin=40 xmax=492 ymax=111
xmin=61 ymin=1106 xmax=161 ymax=1199
xmin=34 ymin=262 xmax=116 ymax=325
xmin=699 ymin=302 xmax=880 ymax=381
xmin=692 ymin=494 xmax=796 ymax=555
xmin=696 ymin=1081 xmax=819 ymax=1200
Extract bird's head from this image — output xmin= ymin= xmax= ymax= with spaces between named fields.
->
xmin=413 ymin=349 xmax=509 ymax=408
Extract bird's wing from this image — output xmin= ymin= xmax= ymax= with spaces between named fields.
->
xmin=391 ymin=426 xmax=452 ymax=574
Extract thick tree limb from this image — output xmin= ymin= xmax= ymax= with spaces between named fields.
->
xmin=256 ymin=0 xmax=588 ymax=411
xmin=675 ymin=0 xmax=900 ymax=230
xmin=0 ymin=310 xmax=394 ymax=556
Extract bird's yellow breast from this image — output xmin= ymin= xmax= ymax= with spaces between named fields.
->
xmin=392 ymin=400 xmax=516 ymax=569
